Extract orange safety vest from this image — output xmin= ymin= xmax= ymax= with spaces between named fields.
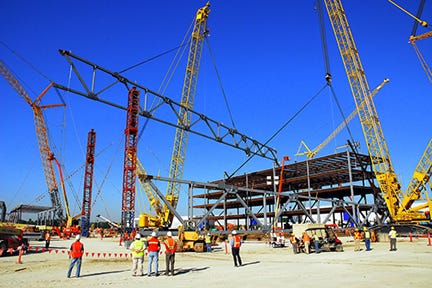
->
xmin=290 ymin=236 xmax=297 ymax=244
xmin=147 ymin=237 xmax=160 ymax=252
xmin=164 ymin=237 xmax=177 ymax=253
xmin=302 ymin=233 xmax=311 ymax=242
xmin=233 ymin=235 xmax=241 ymax=248
xmin=70 ymin=241 xmax=84 ymax=258
xmin=45 ymin=232 xmax=51 ymax=241
xmin=354 ymin=231 xmax=361 ymax=239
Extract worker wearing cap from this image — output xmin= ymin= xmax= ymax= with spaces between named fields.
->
xmin=205 ymin=232 xmax=212 ymax=252
xmin=388 ymin=226 xmax=397 ymax=251
xmin=363 ymin=227 xmax=371 ymax=251
xmin=67 ymin=234 xmax=84 ymax=278
xmin=130 ymin=233 xmax=145 ymax=276
xmin=230 ymin=230 xmax=242 ymax=267
xmin=354 ymin=228 xmax=362 ymax=251
xmin=163 ymin=231 xmax=177 ymax=276
xmin=147 ymin=231 xmax=160 ymax=276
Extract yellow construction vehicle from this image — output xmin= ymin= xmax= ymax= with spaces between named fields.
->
xmin=136 ymin=2 xmax=211 ymax=236
xmin=323 ymin=0 xmax=431 ymax=224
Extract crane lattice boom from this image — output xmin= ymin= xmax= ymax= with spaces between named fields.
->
xmin=323 ymin=0 xmax=431 ymax=222
xmin=0 ymin=60 xmax=65 ymax=221
xmin=164 ymin=2 xmax=210 ymax=226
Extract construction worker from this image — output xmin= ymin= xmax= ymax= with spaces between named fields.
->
xmin=44 ymin=230 xmax=51 ymax=249
xmin=205 ymin=232 xmax=212 ymax=252
xmin=312 ymin=232 xmax=320 ymax=253
xmin=363 ymin=227 xmax=371 ymax=251
xmin=302 ymin=231 xmax=311 ymax=254
xmin=147 ymin=231 xmax=160 ymax=276
xmin=130 ymin=233 xmax=144 ymax=276
xmin=290 ymin=234 xmax=299 ymax=254
xmin=67 ymin=234 xmax=84 ymax=278
xmin=230 ymin=230 xmax=242 ymax=267
xmin=388 ymin=226 xmax=397 ymax=251
xmin=163 ymin=231 xmax=177 ymax=276
xmin=353 ymin=228 xmax=362 ymax=251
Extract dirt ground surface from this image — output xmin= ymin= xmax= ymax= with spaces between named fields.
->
xmin=1 ymin=235 xmax=431 ymax=288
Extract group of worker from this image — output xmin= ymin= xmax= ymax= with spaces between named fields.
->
xmin=354 ymin=226 xmax=397 ymax=252
xmin=66 ymin=229 xmax=243 ymax=278
xmin=289 ymin=231 xmax=319 ymax=254
xmin=129 ymin=231 xmax=177 ymax=277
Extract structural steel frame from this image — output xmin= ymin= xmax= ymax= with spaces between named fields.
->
xmin=142 ymin=150 xmax=388 ymax=232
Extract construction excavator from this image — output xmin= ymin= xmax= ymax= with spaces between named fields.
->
xmin=323 ymin=0 xmax=431 ymax=226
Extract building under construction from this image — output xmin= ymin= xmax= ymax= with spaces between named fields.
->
xmin=185 ymin=149 xmax=388 ymax=232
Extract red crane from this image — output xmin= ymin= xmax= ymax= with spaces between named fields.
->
xmin=81 ymin=129 xmax=96 ymax=237
xmin=0 ymin=59 xmax=65 ymax=223
xmin=121 ymin=87 xmax=140 ymax=230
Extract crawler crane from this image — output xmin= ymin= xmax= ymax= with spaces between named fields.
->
xmin=323 ymin=0 xmax=431 ymax=223
xmin=0 ymin=60 xmax=64 ymax=223
xmin=137 ymin=2 xmax=211 ymax=230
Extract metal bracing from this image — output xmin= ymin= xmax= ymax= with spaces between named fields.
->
xmin=54 ymin=50 xmax=278 ymax=163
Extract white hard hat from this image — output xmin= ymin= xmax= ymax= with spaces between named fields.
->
xmin=151 ymin=231 xmax=157 ymax=237
xmin=135 ymin=233 xmax=141 ymax=239
xmin=76 ymin=234 xmax=81 ymax=240
xmin=232 ymin=230 xmax=237 ymax=235
xmin=167 ymin=231 xmax=172 ymax=237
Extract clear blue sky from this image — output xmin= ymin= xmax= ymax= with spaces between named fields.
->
xmin=1 ymin=1 xmax=431 ymax=223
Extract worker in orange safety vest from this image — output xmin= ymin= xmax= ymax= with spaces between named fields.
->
xmin=147 ymin=231 xmax=160 ymax=277
xmin=44 ymin=230 xmax=51 ymax=249
xmin=302 ymin=232 xmax=311 ymax=254
xmin=230 ymin=230 xmax=242 ymax=267
xmin=290 ymin=234 xmax=299 ymax=254
xmin=67 ymin=234 xmax=84 ymax=278
xmin=163 ymin=231 xmax=177 ymax=276
xmin=354 ymin=228 xmax=362 ymax=251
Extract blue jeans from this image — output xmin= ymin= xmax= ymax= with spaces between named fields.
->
xmin=314 ymin=240 xmax=320 ymax=253
xmin=67 ymin=257 xmax=82 ymax=277
xmin=147 ymin=251 xmax=159 ymax=275
xmin=206 ymin=243 xmax=212 ymax=252
xmin=365 ymin=238 xmax=371 ymax=250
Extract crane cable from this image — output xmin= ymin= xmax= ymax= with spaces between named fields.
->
xmin=205 ymin=37 xmax=237 ymax=129
xmin=316 ymin=0 xmax=357 ymax=151
xmin=227 ymin=84 xmax=327 ymax=180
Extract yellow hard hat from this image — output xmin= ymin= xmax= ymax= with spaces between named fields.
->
xmin=391 ymin=226 xmax=395 ymax=230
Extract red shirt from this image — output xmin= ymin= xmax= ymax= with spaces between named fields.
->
xmin=147 ymin=236 xmax=160 ymax=252
xmin=70 ymin=241 xmax=84 ymax=258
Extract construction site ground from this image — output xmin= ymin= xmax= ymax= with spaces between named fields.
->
xmin=1 ymin=236 xmax=431 ymax=288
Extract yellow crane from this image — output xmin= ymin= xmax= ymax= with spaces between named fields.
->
xmin=388 ymin=0 xmax=432 ymax=84
xmin=296 ymin=78 xmax=389 ymax=159
xmin=323 ymin=0 xmax=431 ymax=223
xmin=137 ymin=2 xmax=211 ymax=229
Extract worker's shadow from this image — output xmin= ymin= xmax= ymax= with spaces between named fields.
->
xmin=79 ymin=269 xmax=129 ymax=277
xmin=240 ymin=261 xmax=260 ymax=267
xmin=174 ymin=266 xmax=209 ymax=275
